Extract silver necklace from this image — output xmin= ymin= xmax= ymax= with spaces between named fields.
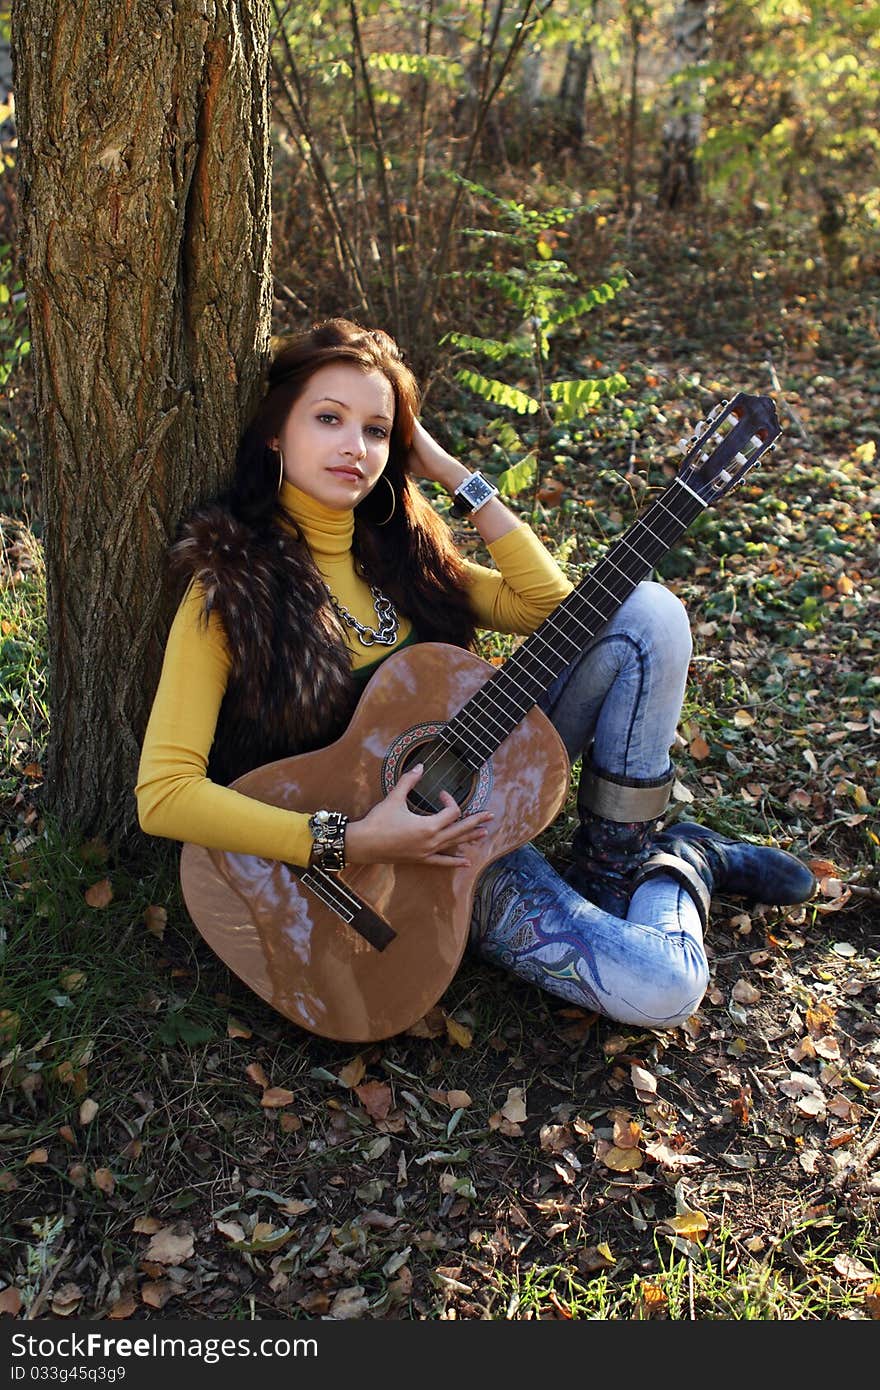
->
xmin=327 ymin=584 xmax=399 ymax=647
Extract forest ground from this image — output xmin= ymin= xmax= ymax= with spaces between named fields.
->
xmin=1 ymin=219 xmax=878 ymax=1321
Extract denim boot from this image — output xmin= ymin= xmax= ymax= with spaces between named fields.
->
xmin=631 ymin=821 xmax=817 ymax=929
xmin=565 ymin=757 xmax=675 ymax=917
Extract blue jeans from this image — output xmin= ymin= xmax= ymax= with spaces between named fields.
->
xmin=468 ymin=581 xmax=710 ymax=1029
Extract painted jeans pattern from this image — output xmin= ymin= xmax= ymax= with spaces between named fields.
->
xmin=468 ymin=580 xmax=710 ymax=1029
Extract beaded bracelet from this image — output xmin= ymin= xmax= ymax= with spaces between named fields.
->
xmin=307 ymin=809 xmax=349 ymax=873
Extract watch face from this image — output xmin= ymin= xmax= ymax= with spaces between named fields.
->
xmin=464 ymin=476 xmax=495 ymax=504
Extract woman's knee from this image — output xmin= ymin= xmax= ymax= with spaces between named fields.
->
xmin=621 ymin=580 xmax=693 ymax=663
xmin=614 ymin=949 xmax=709 ymax=1030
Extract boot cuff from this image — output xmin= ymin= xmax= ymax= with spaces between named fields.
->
xmin=579 ymin=758 xmax=674 ymax=824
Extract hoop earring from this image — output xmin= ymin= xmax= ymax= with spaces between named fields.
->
xmin=373 ymin=473 xmax=396 ymax=526
xmin=275 ymin=446 xmax=284 ymax=495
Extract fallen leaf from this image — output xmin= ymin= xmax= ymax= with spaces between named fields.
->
xmin=145 ymin=1224 xmax=194 ymax=1266
xmin=245 ymin=1062 xmax=270 ymax=1089
xmin=720 ymin=1152 xmax=756 ymax=1170
xmin=216 ymin=1220 xmax=247 ymax=1242
xmin=601 ymin=1144 xmax=643 ymax=1172
xmin=60 ymin=971 xmax=86 ymax=994
xmin=279 ymin=1112 xmax=303 ymax=1133
xmin=645 ymin=1140 xmax=704 ymax=1170
xmin=445 ymin=1016 xmax=473 ymax=1049
xmin=732 ymin=979 xmax=760 ymax=1005
xmin=445 ymin=1089 xmax=472 ymax=1109
xmin=0 ymin=1287 xmax=23 ymax=1316
xmin=796 ymin=1094 xmax=826 ymax=1117
xmin=106 ymin=1294 xmax=137 ymax=1320
xmin=25 ymin=1147 xmax=49 ymax=1165
xmin=833 ymin=1254 xmax=874 ymax=1283
xmin=539 ymin=1123 xmax=574 ymax=1154
xmin=50 ymin=1283 xmax=82 ymax=1317
xmin=226 ymin=1017 xmax=251 ymax=1039
xmin=85 ymin=878 xmax=113 ymax=909
xmin=140 ymin=1280 xmax=180 ymax=1310
xmin=132 ymin=1216 xmax=163 ymax=1234
xmin=689 ymin=734 xmax=710 ymax=760
xmin=664 ymin=1210 xmax=709 ymax=1240
xmin=93 ymin=1168 xmax=115 ymax=1195
xmin=500 ymin=1086 xmax=527 ymax=1124
xmin=613 ymin=1115 xmax=642 ymax=1149
xmin=260 ymin=1087 xmax=295 ymax=1108
xmin=631 ymin=1063 xmax=657 ymax=1100
xmin=143 ymin=905 xmax=166 ymax=939
xmin=338 ymin=1055 xmax=367 ymax=1088
xmin=865 ymin=1283 xmax=880 ymax=1319
xmin=733 ymin=709 xmax=755 ymax=728
xmin=327 ymin=1285 xmax=369 ymax=1319
xmin=79 ymin=1098 xmax=99 ymax=1125
xmin=808 ymin=859 xmax=838 ymax=879
xmin=355 ymin=1080 xmax=393 ymax=1121
xmin=488 ymin=1112 xmax=523 ymax=1137
xmin=639 ymin=1282 xmax=668 ymax=1315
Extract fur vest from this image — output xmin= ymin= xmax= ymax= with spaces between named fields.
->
xmin=169 ymin=503 xmax=361 ymax=786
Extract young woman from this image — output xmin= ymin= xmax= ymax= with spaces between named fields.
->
xmin=136 ymin=318 xmax=815 ymax=1031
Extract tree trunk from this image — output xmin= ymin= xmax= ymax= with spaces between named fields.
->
xmin=657 ymin=0 xmax=714 ymax=209
xmin=557 ymin=41 xmax=591 ymax=144
xmin=10 ymin=0 xmax=273 ymax=847
xmin=520 ymin=42 xmax=544 ymax=112
xmin=556 ymin=0 xmax=599 ymax=147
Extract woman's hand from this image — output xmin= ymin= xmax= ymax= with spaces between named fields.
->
xmin=345 ymin=763 xmax=494 ymax=867
xmin=405 ymin=419 xmax=468 ymax=492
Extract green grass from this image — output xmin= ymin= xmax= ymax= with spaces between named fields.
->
xmin=0 ymin=515 xmax=47 ymax=807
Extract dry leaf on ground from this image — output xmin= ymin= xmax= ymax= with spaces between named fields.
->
xmin=145 ymin=1225 xmax=195 ymax=1266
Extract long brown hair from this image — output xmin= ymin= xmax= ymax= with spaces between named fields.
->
xmin=228 ymin=318 xmax=477 ymax=649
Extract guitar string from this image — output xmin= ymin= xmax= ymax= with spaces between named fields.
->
xmin=418 ymin=488 xmax=700 ymax=784
xmin=432 ymin=484 xmax=704 ymax=769
xmin=407 ymin=484 xmax=702 ymax=805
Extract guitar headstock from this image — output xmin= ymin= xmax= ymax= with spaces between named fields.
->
xmin=676 ymin=393 xmax=781 ymax=506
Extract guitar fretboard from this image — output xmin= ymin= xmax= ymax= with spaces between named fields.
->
xmin=440 ymin=477 xmax=705 ymax=770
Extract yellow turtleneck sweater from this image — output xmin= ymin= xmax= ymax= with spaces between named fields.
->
xmin=135 ymin=480 xmax=573 ymax=866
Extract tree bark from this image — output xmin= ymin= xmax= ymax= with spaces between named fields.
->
xmin=555 ymin=0 xmax=599 ymax=148
xmin=10 ymin=0 xmax=272 ymax=846
xmin=657 ymin=0 xmax=714 ymax=210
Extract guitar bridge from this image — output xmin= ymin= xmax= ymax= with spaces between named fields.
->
xmin=296 ymin=867 xmax=397 ymax=952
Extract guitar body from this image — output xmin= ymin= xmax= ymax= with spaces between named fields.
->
xmin=180 ymin=642 xmax=571 ymax=1043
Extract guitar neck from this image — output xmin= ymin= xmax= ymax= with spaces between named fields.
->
xmin=441 ymin=476 xmax=706 ymax=769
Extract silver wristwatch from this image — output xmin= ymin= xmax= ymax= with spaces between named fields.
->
xmin=450 ymin=469 xmax=499 ymax=517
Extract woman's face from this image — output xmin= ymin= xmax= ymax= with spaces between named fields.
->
xmin=271 ymin=362 xmax=395 ymax=511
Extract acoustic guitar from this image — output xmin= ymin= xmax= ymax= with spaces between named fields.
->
xmin=180 ymin=393 xmax=781 ymax=1042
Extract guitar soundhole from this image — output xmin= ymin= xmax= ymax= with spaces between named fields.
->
xmin=399 ymin=739 xmax=479 ymax=815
